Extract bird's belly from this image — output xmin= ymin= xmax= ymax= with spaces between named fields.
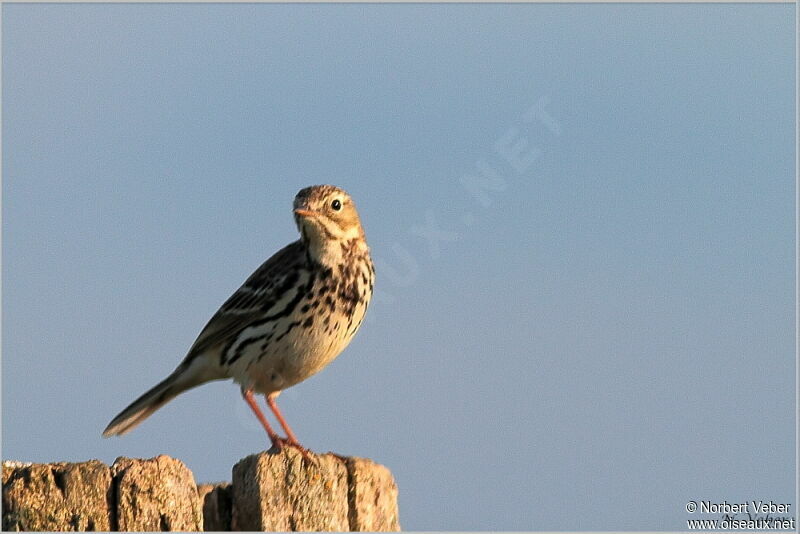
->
xmin=225 ymin=301 xmax=369 ymax=395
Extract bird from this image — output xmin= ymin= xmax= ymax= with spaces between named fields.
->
xmin=102 ymin=185 xmax=375 ymax=456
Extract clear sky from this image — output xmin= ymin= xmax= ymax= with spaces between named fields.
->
xmin=2 ymin=3 xmax=796 ymax=530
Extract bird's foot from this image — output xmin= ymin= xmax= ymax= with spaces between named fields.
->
xmin=270 ymin=437 xmax=315 ymax=465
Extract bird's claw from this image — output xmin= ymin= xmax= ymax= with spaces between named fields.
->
xmin=270 ymin=437 xmax=315 ymax=465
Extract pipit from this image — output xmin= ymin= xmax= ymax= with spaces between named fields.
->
xmin=103 ymin=185 xmax=374 ymax=455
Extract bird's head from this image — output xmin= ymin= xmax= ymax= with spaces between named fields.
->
xmin=293 ymin=185 xmax=367 ymax=266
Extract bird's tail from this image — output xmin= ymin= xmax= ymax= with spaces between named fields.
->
xmin=102 ymin=360 xmax=217 ymax=437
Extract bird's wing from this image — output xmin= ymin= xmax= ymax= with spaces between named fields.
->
xmin=183 ymin=240 xmax=307 ymax=361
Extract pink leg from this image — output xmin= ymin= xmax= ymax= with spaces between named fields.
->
xmin=266 ymin=394 xmax=301 ymax=445
xmin=266 ymin=393 xmax=313 ymax=461
xmin=242 ymin=389 xmax=283 ymax=450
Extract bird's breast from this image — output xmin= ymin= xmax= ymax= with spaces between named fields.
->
xmin=226 ymin=255 xmax=373 ymax=394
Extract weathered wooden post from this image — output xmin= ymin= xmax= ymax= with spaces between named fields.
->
xmin=2 ymin=451 xmax=400 ymax=532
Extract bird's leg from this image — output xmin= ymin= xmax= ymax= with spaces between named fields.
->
xmin=242 ymin=389 xmax=284 ymax=451
xmin=265 ymin=394 xmax=301 ymax=444
xmin=266 ymin=393 xmax=313 ymax=462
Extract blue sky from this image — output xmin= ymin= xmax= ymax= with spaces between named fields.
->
xmin=2 ymin=3 xmax=796 ymax=530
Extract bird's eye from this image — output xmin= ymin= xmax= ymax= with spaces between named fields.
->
xmin=331 ymin=199 xmax=342 ymax=211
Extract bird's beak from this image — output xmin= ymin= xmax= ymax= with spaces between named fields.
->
xmin=294 ymin=208 xmax=317 ymax=218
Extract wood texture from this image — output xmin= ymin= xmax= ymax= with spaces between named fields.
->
xmin=2 ymin=451 xmax=400 ymax=532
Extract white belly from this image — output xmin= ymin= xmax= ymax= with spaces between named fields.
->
xmin=225 ymin=295 xmax=369 ymax=395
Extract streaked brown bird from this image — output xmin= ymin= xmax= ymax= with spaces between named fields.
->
xmin=103 ymin=185 xmax=375 ymax=455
